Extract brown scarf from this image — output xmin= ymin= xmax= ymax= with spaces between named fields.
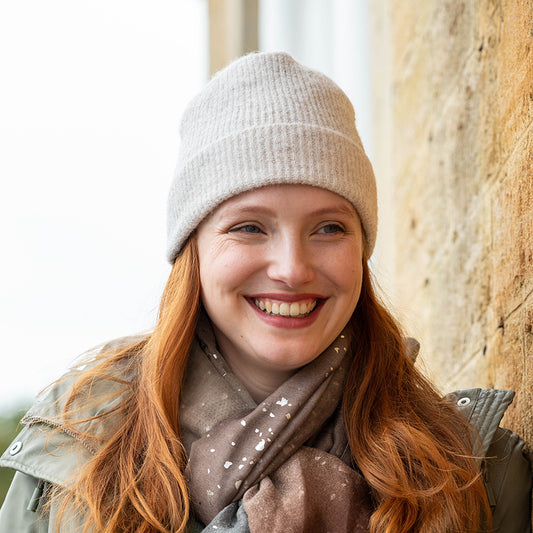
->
xmin=180 ymin=314 xmax=372 ymax=531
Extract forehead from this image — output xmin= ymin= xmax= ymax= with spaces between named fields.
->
xmin=213 ymin=184 xmax=357 ymax=217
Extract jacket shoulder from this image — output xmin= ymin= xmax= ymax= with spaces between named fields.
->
xmin=0 ymin=335 xmax=144 ymax=488
xmin=446 ymin=388 xmax=515 ymax=457
xmin=0 ymin=472 xmax=50 ymax=532
xmin=447 ymin=388 xmax=532 ymax=533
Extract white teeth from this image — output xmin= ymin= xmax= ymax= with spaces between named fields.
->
xmin=253 ymin=298 xmax=318 ymax=317
xmin=280 ymin=303 xmax=290 ymax=316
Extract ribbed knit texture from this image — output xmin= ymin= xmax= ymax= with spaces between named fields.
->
xmin=167 ymin=51 xmax=377 ymax=262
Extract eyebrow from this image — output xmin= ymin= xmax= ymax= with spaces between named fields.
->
xmin=305 ymin=204 xmax=357 ymax=217
xmin=218 ymin=202 xmax=357 ymax=219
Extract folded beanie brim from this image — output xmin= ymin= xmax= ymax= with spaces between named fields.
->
xmin=167 ymin=123 xmax=377 ymax=263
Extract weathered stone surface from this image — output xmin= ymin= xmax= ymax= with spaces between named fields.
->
xmin=371 ymin=0 xmax=533 ymax=451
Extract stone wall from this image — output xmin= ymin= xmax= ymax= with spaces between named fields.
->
xmin=371 ymin=0 xmax=533 ymax=447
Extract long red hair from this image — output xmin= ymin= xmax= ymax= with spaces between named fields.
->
xmin=51 ymin=239 xmax=489 ymax=532
xmin=344 ymin=261 xmax=489 ymax=532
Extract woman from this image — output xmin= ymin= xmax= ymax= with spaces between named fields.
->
xmin=0 ymin=52 xmax=530 ymax=533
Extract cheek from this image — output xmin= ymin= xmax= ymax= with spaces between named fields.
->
xmin=327 ymin=247 xmax=363 ymax=291
xmin=328 ymin=257 xmax=363 ymax=318
xmin=199 ymin=244 xmax=261 ymax=297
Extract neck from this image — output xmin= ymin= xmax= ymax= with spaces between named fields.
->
xmin=227 ymin=360 xmax=295 ymax=403
xmin=214 ymin=338 xmax=295 ymax=403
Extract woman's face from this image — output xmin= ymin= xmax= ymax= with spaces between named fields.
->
xmin=196 ymin=184 xmax=364 ymax=392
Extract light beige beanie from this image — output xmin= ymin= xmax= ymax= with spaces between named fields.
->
xmin=166 ymin=51 xmax=377 ymax=262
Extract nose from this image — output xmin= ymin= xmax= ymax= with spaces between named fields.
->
xmin=266 ymin=238 xmax=315 ymax=288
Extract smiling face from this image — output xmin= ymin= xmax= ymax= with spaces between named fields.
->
xmin=196 ymin=184 xmax=364 ymax=400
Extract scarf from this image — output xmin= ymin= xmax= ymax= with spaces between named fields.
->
xmin=180 ymin=314 xmax=373 ymax=532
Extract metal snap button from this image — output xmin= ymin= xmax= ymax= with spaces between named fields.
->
xmin=9 ymin=441 xmax=23 ymax=455
xmin=457 ymin=397 xmax=471 ymax=406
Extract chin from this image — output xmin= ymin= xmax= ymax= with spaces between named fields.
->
xmin=258 ymin=345 xmax=323 ymax=370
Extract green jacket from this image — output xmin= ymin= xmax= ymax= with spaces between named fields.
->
xmin=0 ymin=371 xmax=531 ymax=532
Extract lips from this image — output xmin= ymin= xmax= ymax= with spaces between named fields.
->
xmin=249 ymin=296 xmax=321 ymax=318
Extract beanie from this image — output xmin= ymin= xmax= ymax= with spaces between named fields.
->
xmin=166 ymin=51 xmax=377 ymax=263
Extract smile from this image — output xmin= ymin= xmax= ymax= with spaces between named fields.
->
xmin=252 ymin=298 xmax=318 ymax=318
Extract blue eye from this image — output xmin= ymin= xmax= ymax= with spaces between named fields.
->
xmin=318 ymin=224 xmax=344 ymax=234
xmin=234 ymin=224 xmax=261 ymax=233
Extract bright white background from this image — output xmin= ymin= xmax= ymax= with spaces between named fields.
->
xmin=0 ymin=1 xmax=208 ymax=411
xmin=0 ymin=0 xmax=372 ymax=413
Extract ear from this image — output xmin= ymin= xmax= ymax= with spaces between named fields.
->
xmin=404 ymin=337 xmax=420 ymax=363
